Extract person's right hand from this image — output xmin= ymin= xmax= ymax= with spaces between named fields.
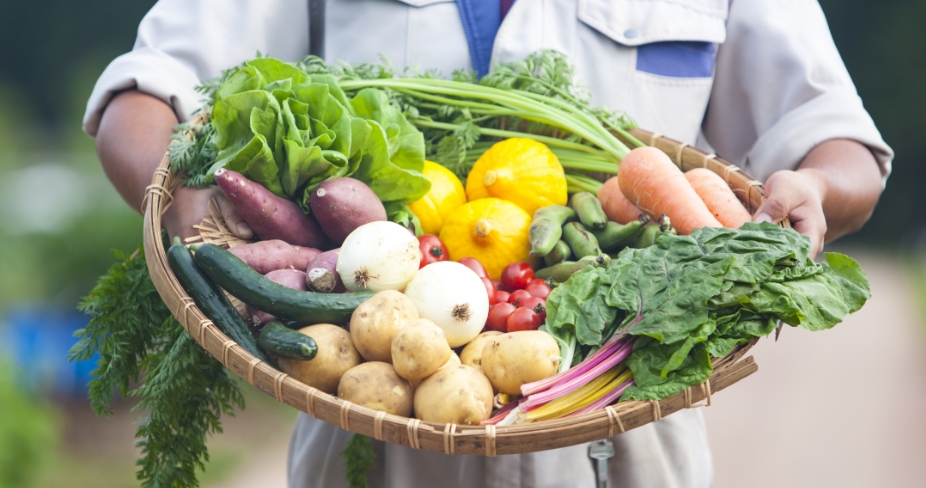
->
xmin=163 ymin=185 xmax=255 ymax=242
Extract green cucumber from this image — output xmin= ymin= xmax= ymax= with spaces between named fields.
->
xmin=259 ymin=321 xmax=318 ymax=360
xmin=193 ymin=243 xmax=374 ymax=324
xmin=167 ymin=242 xmax=271 ymax=363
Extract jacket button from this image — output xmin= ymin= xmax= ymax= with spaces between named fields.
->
xmin=623 ymin=28 xmax=639 ymax=39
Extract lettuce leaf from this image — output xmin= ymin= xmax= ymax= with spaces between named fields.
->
xmin=207 ymin=57 xmax=429 ymax=216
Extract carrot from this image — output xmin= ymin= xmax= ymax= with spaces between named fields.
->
xmin=215 ymin=168 xmax=327 ymax=248
xmin=597 ymin=176 xmax=647 ymax=224
xmin=617 ymin=147 xmax=722 ymax=235
xmin=684 ymin=168 xmax=752 ymax=229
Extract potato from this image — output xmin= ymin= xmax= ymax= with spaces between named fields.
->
xmin=392 ymin=319 xmax=452 ymax=381
xmin=413 ymin=365 xmax=493 ymax=425
xmin=278 ymin=324 xmax=360 ymax=393
xmin=338 ymin=362 xmax=413 ymax=416
xmin=310 ymin=177 xmax=388 ymax=244
xmin=350 ymin=290 xmax=419 ymax=362
xmin=480 ymin=331 xmax=561 ymax=395
xmin=459 ymin=331 xmax=502 ymax=372
xmin=409 ymin=352 xmax=460 ymax=389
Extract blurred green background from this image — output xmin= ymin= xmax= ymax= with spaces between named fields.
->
xmin=0 ymin=1 xmax=922 ymax=487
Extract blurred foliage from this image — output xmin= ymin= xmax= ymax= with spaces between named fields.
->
xmin=818 ymin=0 xmax=926 ymax=247
xmin=0 ymin=358 xmax=58 ymax=488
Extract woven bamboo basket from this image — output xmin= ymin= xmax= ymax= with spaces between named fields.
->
xmin=143 ymin=119 xmax=770 ymax=456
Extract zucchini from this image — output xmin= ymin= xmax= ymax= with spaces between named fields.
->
xmin=193 ymin=243 xmax=374 ymax=324
xmin=167 ymin=242 xmax=272 ymax=363
xmin=259 ymin=321 xmax=318 ymax=360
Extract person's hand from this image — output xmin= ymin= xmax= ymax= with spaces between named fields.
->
xmin=752 ymin=169 xmax=827 ymax=258
xmin=163 ymin=185 xmax=255 ymax=242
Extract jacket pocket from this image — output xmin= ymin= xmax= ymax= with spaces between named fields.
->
xmin=578 ymin=0 xmax=727 ymax=47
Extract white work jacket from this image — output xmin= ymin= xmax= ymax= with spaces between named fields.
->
xmin=83 ymin=1 xmax=892 ymax=487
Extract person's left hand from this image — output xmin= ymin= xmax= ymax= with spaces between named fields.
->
xmin=752 ymin=169 xmax=827 ymax=258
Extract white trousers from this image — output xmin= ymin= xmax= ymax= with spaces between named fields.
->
xmin=287 ymin=408 xmax=713 ymax=488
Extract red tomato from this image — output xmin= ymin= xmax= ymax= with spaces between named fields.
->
xmin=481 ymin=277 xmax=498 ymax=307
xmin=527 ymin=278 xmax=548 ymax=288
xmin=519 ymin=297 xmax=547 ymax=323
xmin=418 ymin=235 xmax=449 ymax=268
xmin=507 ymin=307 xmax=541 ymax=332
xmin=496 ymin=290 xmax=511 ymax=304
xmin=508 ymin=289 xmax=532 ymax=307
xmin=525 ymin=281 xmax=552 ymax=300
xmin=486 ymin=302 xmax=516 ymax=332
xmin=459 ymin=257 xmax=489 ymax=279
xmin=500 ymin=262 xmax=535 ymax=291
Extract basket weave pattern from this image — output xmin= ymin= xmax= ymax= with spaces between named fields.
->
xmin=143 ymin=126 xmax=765 ymax=456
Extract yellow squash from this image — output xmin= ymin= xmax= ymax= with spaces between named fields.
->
xmin=408 ymin=161 xmax=467 ymax=235
xmin=465 ymin=138 xmax=568 ymax=216
xmin=439 ymin=198 xmax=532 ymax=280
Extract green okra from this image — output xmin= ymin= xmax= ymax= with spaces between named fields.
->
xmin=529 ymin=205 xmax=577 ymax=256
xmin=569 ymin=192 xmax=608 ymax=230
xmin=543 ymin=240 xmax=572 ymax=267
xmin=536 ymin=254 xmax=611 ymax=282
xmin=562 ymin=221 xmax=601 ymax=258
xmin=629 ymin=215 xmax=676 ymax=248
xmin=591 ymin=216 xmax=650 ymax=251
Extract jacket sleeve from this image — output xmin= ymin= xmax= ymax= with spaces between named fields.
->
xmin=82 ymin=0 xmax=309 ymax=136
xmin=701 ymin=0 xmax=892 ymax=184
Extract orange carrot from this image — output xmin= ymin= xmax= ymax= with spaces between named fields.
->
xmin=617 ymin=147 xmax=722 ymax=235
xmin=598 ymin=176 xmax=646 ymax=224
xmin=684 ymin=168 xmax=752 ymax=229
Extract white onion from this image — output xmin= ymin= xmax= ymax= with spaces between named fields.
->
xmin=403 ymin=261 xmax=489 ymax=347
xmin=336 ymin=221 xmax=421 ymax=292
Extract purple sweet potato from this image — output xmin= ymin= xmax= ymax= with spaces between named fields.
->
xmin=215 ymin=168 xmax=327 ymax=248
xmin=246 ymin=268 xmax=308 ymax=326
xmin=291 ymin=246 xmax=323 ymax=270
xmin=305 ymin=249 xmax=345 ymax=293
xmin=309 ymin=177 xmax=387 ymax=244
xmin=228 ymin=240 xmax=320 ymax=275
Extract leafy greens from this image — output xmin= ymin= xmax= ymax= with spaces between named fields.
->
xmin=543 ymin=223 xmax=870 ymax=401
xmin=69 ymin=245 xmax=244 ymax=488
xmin=171 ymin=57 xmax=431 ymax=217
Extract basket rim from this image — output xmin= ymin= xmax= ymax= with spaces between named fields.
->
xmin=142 ymin=120 xmax=764 ymax=456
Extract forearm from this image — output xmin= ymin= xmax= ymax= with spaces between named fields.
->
xmin=796 ymin=139 xmax=883 ymax=241
xmin=95 ymin=90 xmax=179 ymax=213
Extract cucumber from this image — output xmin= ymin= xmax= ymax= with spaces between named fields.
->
xmin=167 ymin=242 xmax=272 ymax=363
xmin=259 ymin=321 xmax=318 ymax=360
xmin=193 ymin=243 xmax=374 ymax=324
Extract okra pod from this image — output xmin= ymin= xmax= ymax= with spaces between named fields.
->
xmin=536 ymin=254 xmax=611 ymax=282
xmin=543 ymin=240 xmax=572 ymax=267
xmin=629 ymin=215 xmax=676 ymax=248
xmin=591 ymin=216 xmax=650 ymax=251
xmin=562 ymin=221 xmax=601 ymax=258
xmin=529 ymin=205 xmax=577 ymax=256
xmin=569 ymin=192 xmax=608 ymax=230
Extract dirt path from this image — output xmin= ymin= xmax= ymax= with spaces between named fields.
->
xmin=704 ymin=251 xmax=926 ymax=487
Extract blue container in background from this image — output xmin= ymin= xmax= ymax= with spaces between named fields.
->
xmin=0 ymin=306 xmax=99 ymax=397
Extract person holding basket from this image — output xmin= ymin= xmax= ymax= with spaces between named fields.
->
xmin=85 ymin=0 xmax=891 ymax=486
